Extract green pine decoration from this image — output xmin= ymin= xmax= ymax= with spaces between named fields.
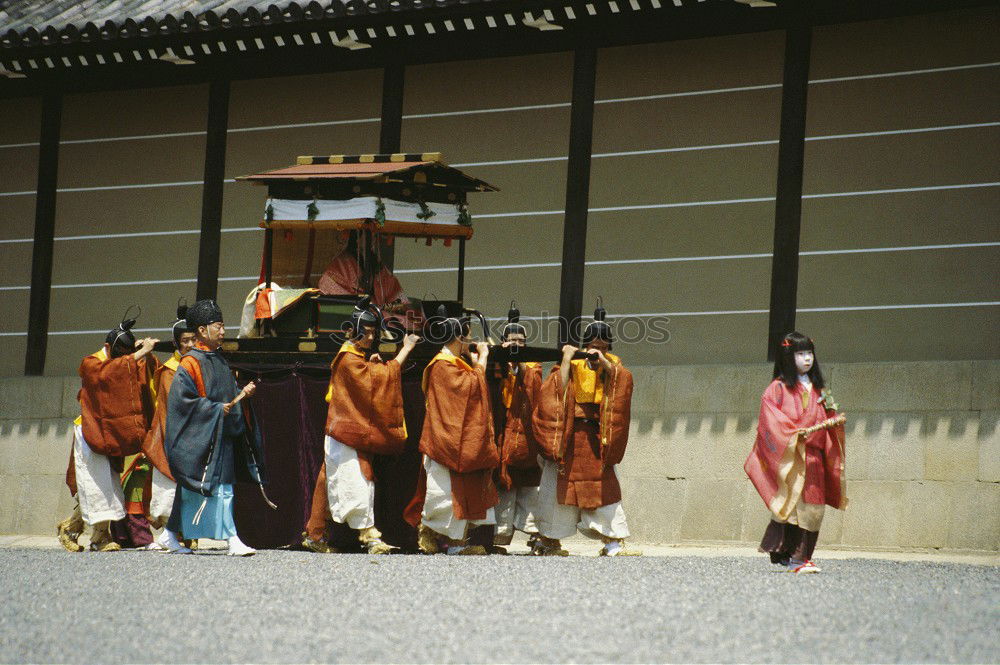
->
xmin=375 ymin=197 xmax=386 ymax=227
xmin=416 ymin=200 xmax=436 ymax=221
xmin=819 ymin=388 xmax=840 ymax=413
xmin=307 ymin=199 xmax=319 ymax=221
xmin=457 ymin=203 xmax=472 ymax=227
xmin=265 ymin=201 xmax=274 ymax=223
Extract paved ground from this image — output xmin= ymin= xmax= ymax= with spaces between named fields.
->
xmin=0 ymin=538 xmax=997 ymax=664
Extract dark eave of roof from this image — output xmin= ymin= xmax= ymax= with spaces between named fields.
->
xmin=238 ymin=153 xmax=500 ymax=191
xmin=0 ymin=0 xmax=990 ymax=98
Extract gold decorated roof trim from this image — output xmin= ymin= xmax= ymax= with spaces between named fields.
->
xmin=296 ymin=153 xmax=444 ymax=166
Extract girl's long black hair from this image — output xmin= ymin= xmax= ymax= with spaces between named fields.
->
xmin=773 ymin=331 xmax=825 ymax=390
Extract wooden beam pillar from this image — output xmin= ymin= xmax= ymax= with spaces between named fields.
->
xmin=24 ymin=93 xmax=62 ymax=375
xmin=457 ymin=238 xmax=466 ymax=304
xmin=379 ymin=64 xmax=405 ymax=154
xmin=195 ymin=79 xmax=230 ymax=301
xmin=379 ymin=64 xmax=405 ymax=272
xmin=766 ymin=26 xmax=812 ymax=360
xmin=557 ymin=48 xmax=598 ymax=346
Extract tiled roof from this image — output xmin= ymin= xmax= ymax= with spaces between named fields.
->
xmin=2 ymin=0 xmax=638 ymax=48
xmin=0 ymin=1 xmax=419 ymax=35
xmin=0 ymin=0 xmax=755 ymax=83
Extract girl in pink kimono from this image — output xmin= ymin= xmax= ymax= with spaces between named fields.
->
xmin=744 ymin=332 xmax=847 ymax=574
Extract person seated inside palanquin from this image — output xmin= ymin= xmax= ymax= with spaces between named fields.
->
xmin=318 ymin=232 xmax=422 ymax=331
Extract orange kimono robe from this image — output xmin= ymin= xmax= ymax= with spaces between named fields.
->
xmin=532 ymin=354 xmax=633 ymax=510
xmin=141 ymin=352 xmax=181 ymax=482
xmin=744 ymin=379 xmax=847 ymax=519
xmin=80 ymin=349 xmax=158 ymax=457
xmin=419 ymin=351 xmax=499 ymax=520
xmin=324 ymin=341 xmax=408 ymax=481
xmin=493 ymin=363 xmax=543 ymax=490
xmin=306 ymin=341 xmax=409 ymax=540
xmin=66 ymin=348 xmax=158 ymax=495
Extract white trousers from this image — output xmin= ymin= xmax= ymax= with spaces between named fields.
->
xmin=325 ymin=435 xmax=376 ymax=530
xmin=72 ymin=424 xmax=126 ymax=526
xmin=420 ymin=456 xmax=495 ymax=541
xmin=148 ymin=467 xmax=176 ymax=525
xmin=534 ymin=456 xmax=630 ymax=541
xmin=494 ymin=485 xmax=540 ymax=545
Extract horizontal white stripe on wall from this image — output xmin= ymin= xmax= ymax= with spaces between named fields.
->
xmin=3 ymin=121 xmax=998 ymax=198
xmin=1 ymin=121 xmax=996 ymax=199
xmin=472 ymin=182 xmax=1000 ymax=219
xmin=0 ymin=61 xmax=996 ymax=151
xmin=455 ymin=121 xmax=1000 ymax=167
xmin=0 ymin=225 xmax=259 ymax=244
xmin=1 ymin=301 xmax=997 ymax=337
xmin=0 ymin=178 xmax=225 ymax=198
xmin=485 ymin=301 xmax=1000 ymax=321
xmin=1 ymin=181 xmax=997 ymax=244
xmin=0 ymin=326 xmax=176 ymax=337
xmin=397 ymin=241 xmax=1000 ymax=273
xmin=0 ymin=275 xmax=255 ymax=291
xmin=1 ymin=241 xmax=996 ymax=291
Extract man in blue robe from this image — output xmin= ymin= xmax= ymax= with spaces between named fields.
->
xmin=160 ymin=299 xmax=268 ymax=556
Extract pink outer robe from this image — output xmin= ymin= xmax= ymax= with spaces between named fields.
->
xmin=744 ymin=379 xmax=847 ymax=520
xmin=318 ymin=253 xmax=404 ymax=306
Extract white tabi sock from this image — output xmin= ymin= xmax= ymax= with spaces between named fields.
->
xmin=602 ymin=540 xmax=623 ymax=556
xmin=155 ymin=529 xmax=191 ymax=553
xmin=227 ymin=535 xmax=256 ymax=557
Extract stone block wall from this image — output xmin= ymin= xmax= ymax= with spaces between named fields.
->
xmin=618 ymin=360 xmax=999 ymax=551
xmin=0 ymin=376 xmax=78 ymax=535
xmin=1 ymin=361 xmax=997 ymax=551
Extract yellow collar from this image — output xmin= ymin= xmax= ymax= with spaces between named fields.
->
xmin=325 ymin=341 xmax=366 ymax=403
xmin=422 ymin=348 xmax=474 ymax=395
xmin=164 ymin=351 xmax=181 ymax=372
xmin=433 ymin=348 xmax=473 ymax=372
xmin=501 ymin=362 xmax=538 ymax=409
xmin=339 ymin=341 xmax=365 ymax=358
xmin=570 ymin=352 xmax=620 ymax=404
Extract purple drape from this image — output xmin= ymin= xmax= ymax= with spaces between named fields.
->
xmin=370 ymin=373 xmax=425 ymax=549
xmin=232 ymin=364 xmax=426 ymax=549
xmin=233 ymin=373 xmax=328 ymax=549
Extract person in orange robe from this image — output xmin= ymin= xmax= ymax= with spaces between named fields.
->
xmin=489 ymin=305 xmax=544 ymax=552
xmin=142 ymin=305 xmax=197 ymax=547
xmin=531 ymin=302 xmax=639 ymax=556
xmin=416 ymin=308 xmax=499 ymax=555
xmin=744 ymin=332 xmax=847 ymax=574
xmin=303 ymin=301 xmax=420 ymax=555
xmin=58 ymin=314 xmax=159 ymax=552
